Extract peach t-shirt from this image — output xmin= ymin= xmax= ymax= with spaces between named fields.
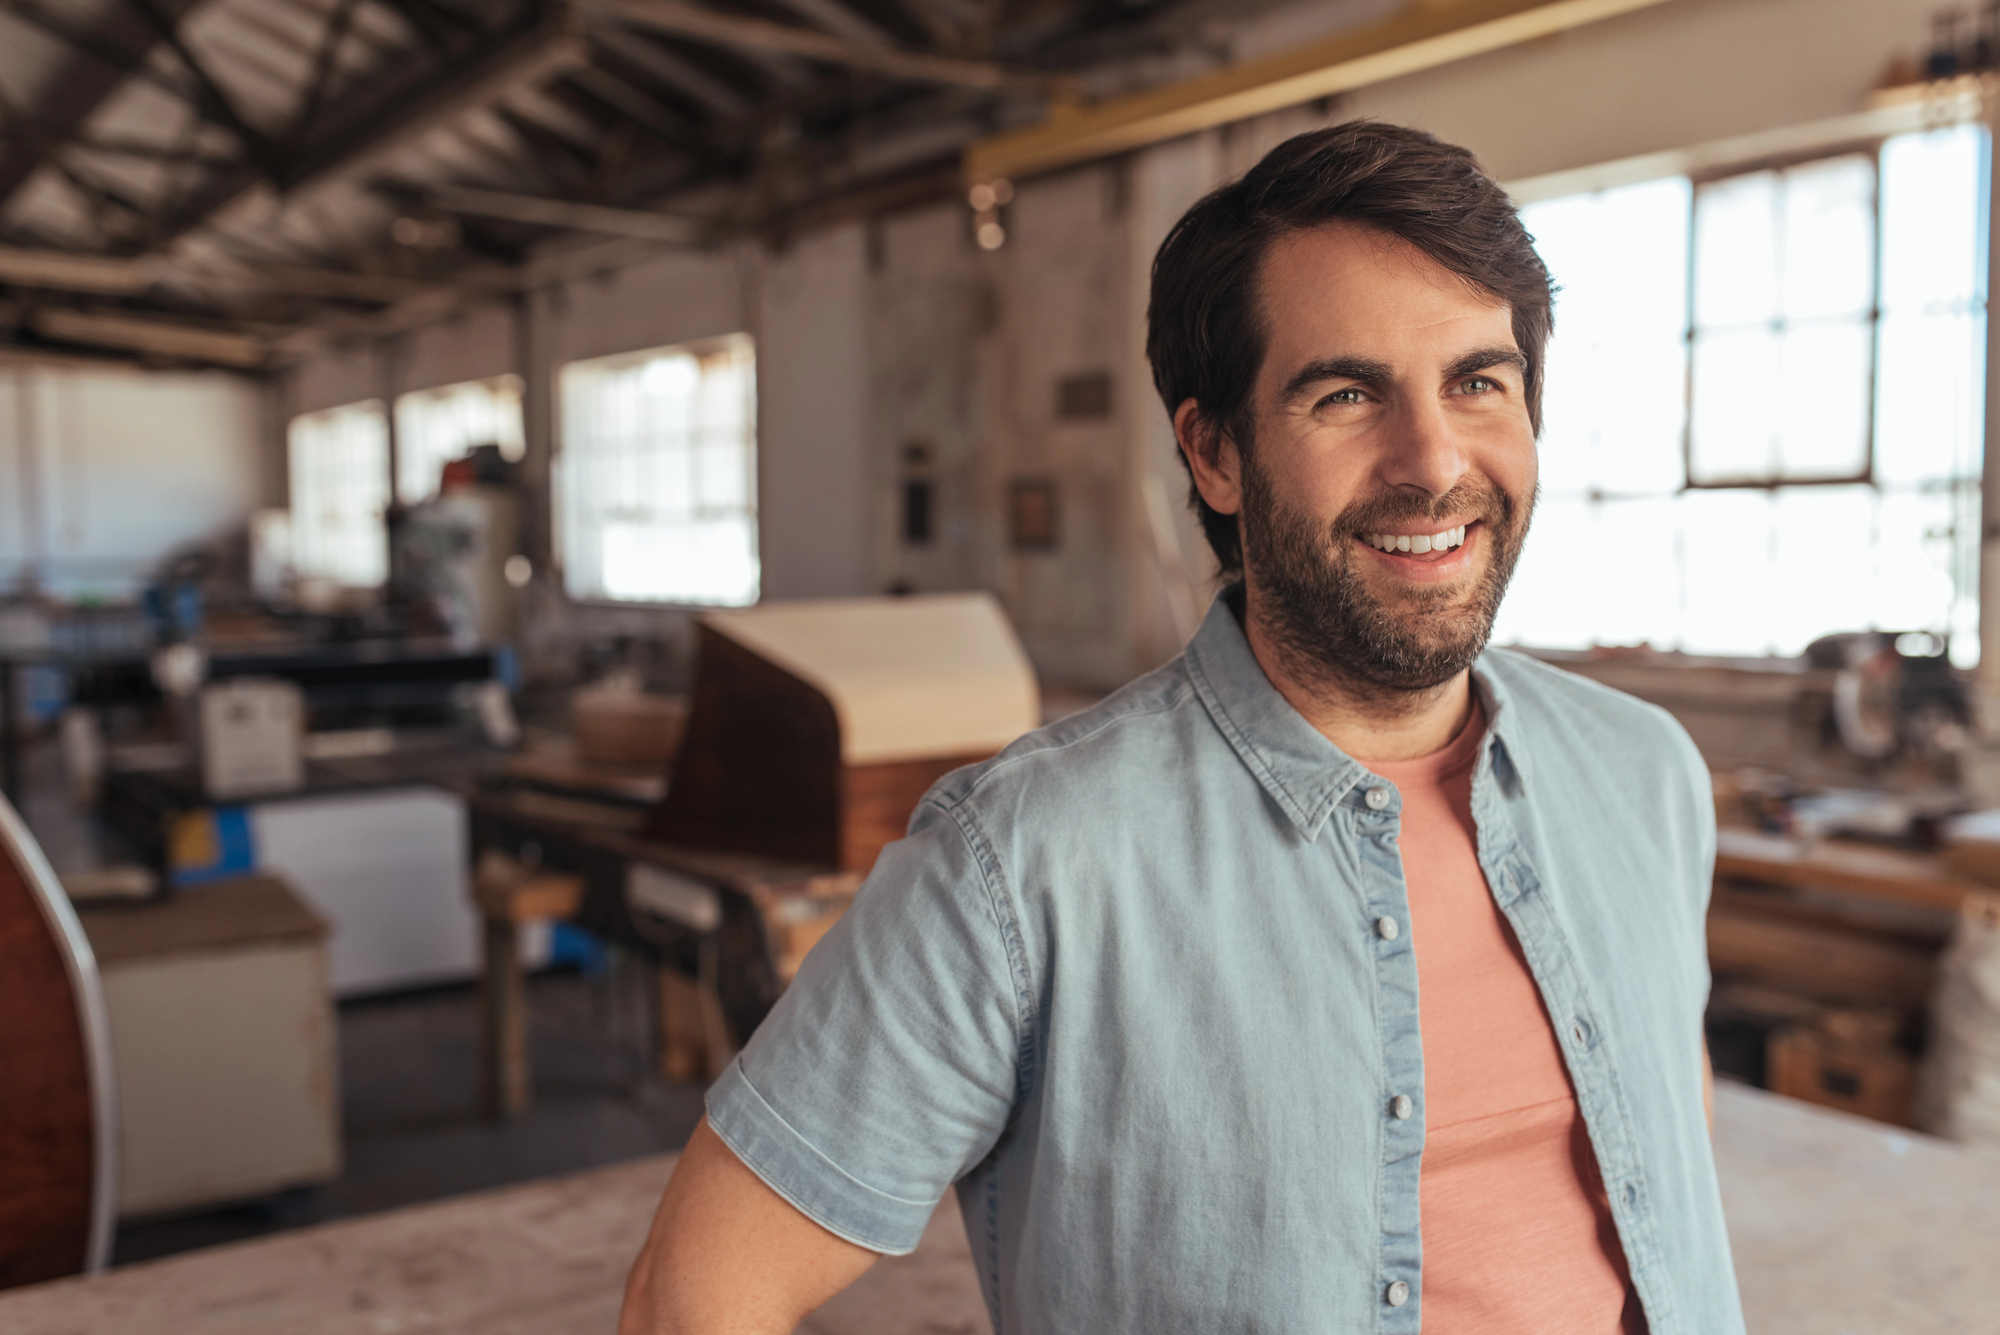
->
xmin=1367 ymin=701 xmax=1644 ymax=1334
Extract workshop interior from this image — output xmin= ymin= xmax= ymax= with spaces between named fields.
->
xmin=1 ymin=0 xmax=1998 ymax=1329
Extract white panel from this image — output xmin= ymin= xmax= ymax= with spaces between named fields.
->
xmin=249 ymin=788 xmax=476 ymax=996
xmin=44 ymin=366 xmax=262 ymax=595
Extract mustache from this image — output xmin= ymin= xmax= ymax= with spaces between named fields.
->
xmin=1329 ymin=479 xmax=1511 ymax=537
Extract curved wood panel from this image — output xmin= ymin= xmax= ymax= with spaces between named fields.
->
xmin=0 ymin=798 xmax=110 ymax=1289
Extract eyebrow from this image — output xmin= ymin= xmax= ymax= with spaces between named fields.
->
xmin=1279 ymin=344 xmax=1527 ymax=404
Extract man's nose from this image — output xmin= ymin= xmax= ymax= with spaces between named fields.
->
xmin=1378 ymin=395 xmax=1470 ymax=500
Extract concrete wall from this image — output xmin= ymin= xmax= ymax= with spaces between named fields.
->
xmin=269 ymin=0 xmax=1948 ymax=690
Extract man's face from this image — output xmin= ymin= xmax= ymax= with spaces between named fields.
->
xmin=1198 ymin=223 xmax=1538 ymax=693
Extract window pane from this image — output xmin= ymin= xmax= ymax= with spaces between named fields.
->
xmin=1767 ymin=484 xmax=1875 ymax=654
xmin=1876 ymin=308 xmax=1984 ymax=485
xmin=393 ymin=374 xmax=524 ymax=504
xmin=1677 ymin=489 xmax=1779 ymax=655
xmin=288 ymin=401 xmax=389 ymax=588
xmin=1492 ymin=494 xmax=1597 ymax=649
xmin=1689 ymin=327 xmax=1779 ymax=482
xmin=1523 ymin=175 xmax=1690 ymax=494
xmin=1775 ymin=319 xmax=1871 ymax=477
xmin=1779 ymin=154 xmax=1874 ymax=321
xmin=1694 ymin=171 xmax=1778 ymax=329
xmin=557 ymin=333 xmax=758 ymax=605
xmin=1881 ymin=124 xmax=1987 ymax=313
xmin=1871 ymin=487 xmax=1964 ymax=637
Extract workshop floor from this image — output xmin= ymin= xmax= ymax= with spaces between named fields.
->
xmin=13 ymin=735 xmax=706 ymax=1269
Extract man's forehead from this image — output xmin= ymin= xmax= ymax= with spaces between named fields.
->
xmin=1255 ymin=225 xmax=1517 ymax=377
xmin=1260 ymin=222 xmax=1484 ymax=298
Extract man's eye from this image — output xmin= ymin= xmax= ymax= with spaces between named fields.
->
xmin=1457 ymin=376 xmax=1498 ymax=395
xmin=1321 ymin=387 xmax=1365 ymax=406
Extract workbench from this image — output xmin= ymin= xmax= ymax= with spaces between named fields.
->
xmin=1 ymin=1082 xmax=1995 ymax=1332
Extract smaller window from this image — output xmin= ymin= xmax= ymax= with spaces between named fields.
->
xmin=393 ymin=374 xmax=526 ymax=504
xmin=288 ymin=400 xmax=390 ymax=589
xmin=555 ymin=334 xmax=758 ymax=606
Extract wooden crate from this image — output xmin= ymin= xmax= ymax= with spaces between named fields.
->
xmin=1767 ymin=1016 xmax=1915 ymax=1127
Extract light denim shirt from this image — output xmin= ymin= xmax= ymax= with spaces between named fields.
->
xmin=708 ymin=594 xmax=1743 ymax=1334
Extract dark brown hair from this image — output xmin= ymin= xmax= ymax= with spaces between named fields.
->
xmin=1146 ymin=120 xmax=1554 ymax=575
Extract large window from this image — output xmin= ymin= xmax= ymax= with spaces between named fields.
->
xmin=1494 ymin=123 xmax=1987 ymax=663
xmin=555 ymin=334 xmax=759 ymax=606
xmin=393 ymin=374 xmax=526 ymax=504
xmin=288 ymin=400 xmax=390 ymax=589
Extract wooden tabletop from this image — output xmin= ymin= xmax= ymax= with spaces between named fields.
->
xmin=3 ymin=1082 xmax=1996 ymax=1333
xmin=1714 ymin=1082 xmax=2000 ymax=1335
xmin=0 ymin=1154 xmax=987 ymax=1335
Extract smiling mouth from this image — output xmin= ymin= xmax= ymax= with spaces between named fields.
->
xmin=1358 ymin=522 xmax=1471 ymax=556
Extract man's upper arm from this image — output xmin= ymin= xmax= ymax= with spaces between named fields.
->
xmin=704 ymin=795 xmax=1026 ymax=1253
xmin=620 ymin=1118 xmax=880 ymax=1335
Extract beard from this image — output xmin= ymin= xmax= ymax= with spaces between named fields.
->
xmin=1238 ymin=453 xmax=1531 ymax=695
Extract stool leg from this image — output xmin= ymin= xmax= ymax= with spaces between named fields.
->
xmin=656 ymin=966 xmax=707 ymax=1083
xmin=481 ymin=914 xmax=528 ymax=1118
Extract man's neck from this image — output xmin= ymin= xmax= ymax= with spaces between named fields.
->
xmin=1237 ymin=593 xmax=1475 ymax=765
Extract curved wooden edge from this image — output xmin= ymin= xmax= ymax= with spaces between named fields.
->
xmin=0 ymin=796 xmax=118 ymax=1274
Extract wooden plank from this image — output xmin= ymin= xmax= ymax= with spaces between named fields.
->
xmin=0 ymin=1155 xmax=989 ymax=1335
xmin=1707 ymin=906 xmax=1936 ymax=1008
xmin=1714 ymin=830 xmax=1981 ymax=914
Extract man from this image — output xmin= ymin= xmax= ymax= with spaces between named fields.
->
xmin=622 ymin=121 xmax=1741 ymax=1334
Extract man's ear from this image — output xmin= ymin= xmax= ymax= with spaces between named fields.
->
xmin=1174 ymin=398 xmax=1243 ymax=517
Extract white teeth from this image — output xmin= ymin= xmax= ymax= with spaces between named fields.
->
xmin=1365 ymin=525 xmax=1468 ymax=554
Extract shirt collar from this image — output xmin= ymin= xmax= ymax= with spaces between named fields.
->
xmin=1182 ymin=589 xmax=1527 ymax=839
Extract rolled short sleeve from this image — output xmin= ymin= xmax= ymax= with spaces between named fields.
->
xmin=704 ymin=796 xmax=1025 ymax=1255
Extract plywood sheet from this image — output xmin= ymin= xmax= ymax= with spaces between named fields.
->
xmin=701 ymin=594 xmax=1039 ymax=766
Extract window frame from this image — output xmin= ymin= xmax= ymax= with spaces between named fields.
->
xmin=1681 ymin=137 xmax=1889 ymax=492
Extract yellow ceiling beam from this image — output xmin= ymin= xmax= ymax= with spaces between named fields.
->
xmin=964 ymin=0 xmax=1676 ymax=186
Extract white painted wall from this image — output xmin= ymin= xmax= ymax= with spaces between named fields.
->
xmin=0 ymin=359 xmax=263 ymax=600
xmin=758 ymin=224 xmax=873 ymax=601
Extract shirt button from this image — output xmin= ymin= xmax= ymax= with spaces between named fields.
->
xmin=1391 ymin=1094 xmax=1413 ymax=1120
xmin=1364 ymin=786 xmax=1391 ymax=810
xmin=1374 ymin=915 xmax=1400 ymax=941
xmin=1386 ymin=1280 xmax=1410 ymax=1307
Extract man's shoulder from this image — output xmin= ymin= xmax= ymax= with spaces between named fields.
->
xmin=1477 ymin=646 xmax=1703 ymax=778
xmin=925 ymin=659 xmax=1208 ymax=815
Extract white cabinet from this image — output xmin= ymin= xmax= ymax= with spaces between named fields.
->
xmin=78 ymin=877 xmax=339 ymax=1220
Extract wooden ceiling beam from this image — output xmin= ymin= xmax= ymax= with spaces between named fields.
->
xmin=964 ymin=0 xmax=1678 ymax=185
xmin=573 ymin=0 xmax=1067 ymax=95
xmin=160 ymin=16 xmax=587 ymax=243
xmin=425 ymin=183 xmax=706 ymax=243
xmin=0 ymin=242 xmax=452 ymax=304
xmin=0 ymin=0 xmax=205 ymax=209
xmin=29 ymin=305 xmax=268 ymax=368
